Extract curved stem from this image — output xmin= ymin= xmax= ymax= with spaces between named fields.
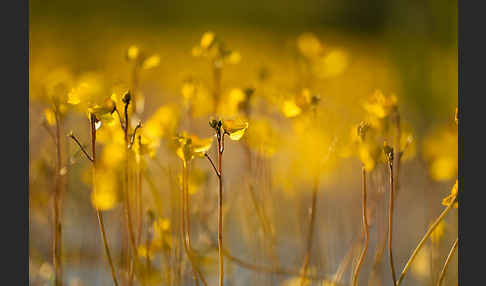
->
xmin=388 ymin=163 xmax=397 ymax=286
xmin=436 ymin=237 xmax=458 ymax=286
xmin=352 ymin=166 xmax=369 ymax=286
xmin=397 ymin=196 xmax=457 ymax=286
xmin=299 ymin=174 xmax=319 ymax=286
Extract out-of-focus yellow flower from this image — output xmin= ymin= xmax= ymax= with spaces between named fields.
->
xmin=177 ymin=167 xmax=208 ymax=194
xmin=137 ymin=245 xmax=154 ymax=259
xmin=218 ymin=88 xmax=247 ymax=116
xmin=359 ymin=143 xmax=378 ymax=171
xmin=314 ymin=49 xmax=349 ymax=78
xmin=363 ymin=90 xmax=397 ymax=119
xmin=297 ymin=33 xmax=323 ymax=59
xmin=45 ymin=67 xmax=73 ymax=104
xmin=142 ymin=55 xmax=160 ymax=70
xmin=281 ymin=88 xmax=319 ymax=118
xmin=222 ymin=118 xmax=249 ymax=140
xmin=423 ymin=127 xmax=457 ymax=181
xmin=153 ymin=218 xmax=171 ymax=234
xmin=44 ymin=108 xmax=56 ymax=126
xmin=101 ymin=143 xmax=125 ymax=167
xmin=431 ymin=220 xmax=446 ymax=244
xmin=175 ymin=133 xmax=213 ymax=163
xmin=226 ymin=51 xmax=241 ymax=64
xmin=200 ymin=32 xmax=215 ymax=49
xmin=442 ymin=179 xmax=458 ymax=208
xmin=126 ymin=45 xmax=160 ymax=70
xmin=127 ymin=45 xmax=140 ymax=60
xmin=282 ymin=100 xmax=302 ymax=118
xmin=143 ymin=105 xmax=179 ymax=141
xmin=411 ymin=245 xmax=431 ymax=279
xmin=192 ymin=31 xmax=240 ymax=66
xmin=91 ymin=170 xmax=118 ymax=211
xmin=246 ymin=117 xmax=280 ymax=157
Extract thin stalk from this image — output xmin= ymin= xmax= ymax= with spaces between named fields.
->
xmin=136 ymin=154 xmax=143 ymax=246
xmin=181 ymin=161 xmax=202 ymax=286
xmin=120 ymin=103 xmax=142 ymax=286
xmin=436 ymin=237 xmax=458 ymax=286
xmin=299 ymin=174 xmax=319 ymax=286
xmin=90 ymin=114 xmax=119 ymax=286
xmin=53 ymin=110 xmax=63 ymax=286
xmin=397 ymin=196 xmax=457 ymax=285
xmin=217 ymin=133 xmax=224 ymax=286
xmin=352 ymin=166 xmax=369 ymax=286
xmin=388 ymin=163 xmax=397 ymax=286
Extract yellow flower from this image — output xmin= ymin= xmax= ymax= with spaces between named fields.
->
xmin=297 ymin=33 xmax=323 ymax=58
xmin=200 ymin=31 xmax=215 ymax=49
xmin=442 ymin=179 xmax=458 ymax=208
xmin=245 ymin=118 xmax=280 ymax=157
xmin=423 ymin=127 xmax=457 ymax=181
xmin=222 ymin=119 xmax=249 ymax=140
xmin=142 ymin=55 xmax=160 ymax=70
xmin=281 ymin=89 xmax=319 ymax=118
xmin=91 ymin=170 xmax=118 ymax=211
xmin=44 ymin=108 xmax=56 ymax=126
xmin=411 ymin=245 xmax=431 ymax=279
xmin=431 ymin=220 xmax=446 ymax=244
xmin=363 ymin=89 xmax=397 ymax=119
xmin=282 ymin=100 xmax=302 ymax=118
xmin=192 ymin=32 xmax=240 ymax=66
xmin=176 ymin=133 xmax=213 ymax=163
xmin=314 ymin=49 xmax=349 ymax=78
xmin=127 ymin=45 xmax=140 ymax=60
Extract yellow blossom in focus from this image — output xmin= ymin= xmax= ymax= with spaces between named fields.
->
xmin=222 ymin=119 xmax=249 ymax=140
xmin=442 ymin=179 xmax=458 ymax=208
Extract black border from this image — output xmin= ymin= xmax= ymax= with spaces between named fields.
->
xmin=2 ymin=0 xmax=29 ymax=283
xmin=459 ymin=1 xmax=486 ymax=285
